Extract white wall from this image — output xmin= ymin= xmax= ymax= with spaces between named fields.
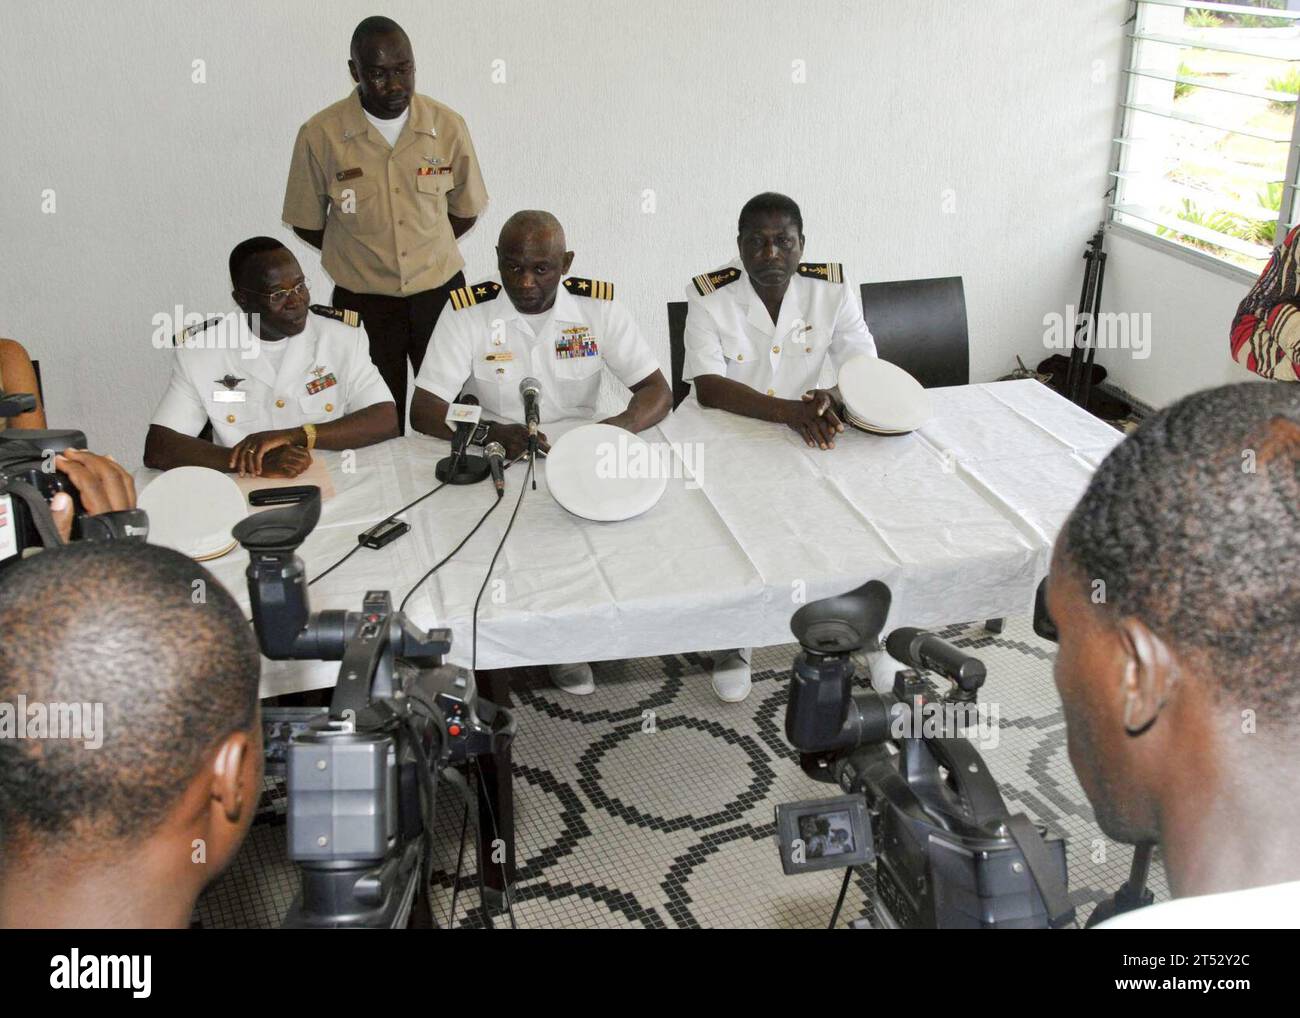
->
xmin=1093 ymin=231 xmax=1261 ymax=408
xmin=1 ymin=0 xmax=1128 ymax=468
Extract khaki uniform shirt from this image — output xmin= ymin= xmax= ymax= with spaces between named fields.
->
xmin=282 ymin=91 xmax=489 ymax=297
xmin=414 ymin=277 xmax=661 ymax=424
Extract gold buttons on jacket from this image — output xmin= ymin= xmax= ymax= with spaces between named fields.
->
xmin=772 ymin=345 xmax=780 ymax=354
xmin=736 ymin=354 xmax=744 ymax=361
xmin=766 ymin=388 xmax=775 ymax=396
xmin=275 ymin=399 xmax=286 ymax=408
xmin=226 ymin=414 xmax=236 ymax=424
xmin=324 ymin=403 xmax=334 ymax=413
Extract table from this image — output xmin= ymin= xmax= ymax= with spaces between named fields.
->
xmin=154 ymin=379 xmax=1121 ymax=698
xmin=140 ymin=378 xmax=1122 ymax=900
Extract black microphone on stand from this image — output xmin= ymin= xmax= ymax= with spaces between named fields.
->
xmin=485 ymin=442 xmax=506 ymax=497
xmin=435 ymin=394 xmax=491 ymax=485
xmin=449 ymin=394 xmax=480 ymax=471
xmin=519 ymin=377 xmax=541 ymax=489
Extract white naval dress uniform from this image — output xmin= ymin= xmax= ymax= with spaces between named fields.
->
xmin=414 ymin=276 xmax=661 ymax=424
xmin=682 ymin=260 xmax=877 ymax=699
xmin=150 ymin=307 xmax=395 ymax=446
xmin=681 ymin=259 xmax=876 ymax=399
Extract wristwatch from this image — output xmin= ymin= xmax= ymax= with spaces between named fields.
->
xmin=301 ymin=423 xmax=317 ymax=450
xmin=470 ymin=422 xmax=492 ymax=447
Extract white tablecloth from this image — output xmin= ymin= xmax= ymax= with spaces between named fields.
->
xmin=141 ymin=380 xmax=1121 ymax=697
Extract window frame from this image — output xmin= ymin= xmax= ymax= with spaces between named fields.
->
xmin=1107 ymin=0 xmax=1300 ymax=282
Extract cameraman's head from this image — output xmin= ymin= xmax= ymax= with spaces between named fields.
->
xmin=0 ymin=541 xmax=262 ymax=928
xmin=1048 ymin=382 xmax=1299 ymax=895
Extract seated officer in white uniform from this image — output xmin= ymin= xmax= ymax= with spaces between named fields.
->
xmin=411 ymin=209 xmax=672 ymax=694
xmin=682 ymin=191 xmax=877 ymax=702
xmin=144 ymin=237 xmax=399 ymax=477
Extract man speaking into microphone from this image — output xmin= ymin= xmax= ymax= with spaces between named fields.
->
xmin=411 ymin=209 xmax=672 ymax=693
xmin=410 ymin=210 xmax=671 ymax=460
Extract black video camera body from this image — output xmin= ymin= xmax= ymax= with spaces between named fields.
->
xmin=0 ymin=427 xmax=149 ymax=563
xmin=777 ymin=580 xmax=1073 ymax=929
xmin=233 ymin=487 xmax=515 ymax=928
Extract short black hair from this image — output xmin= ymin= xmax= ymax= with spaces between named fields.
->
xmin=0 ymin=542 xmax=261 ymax=851
xmin=738 ymin=192 xmax=803 ymax=237
xmin=1062 ymin=382 xmax=1300 ymax=712
xmin=350 ymin=15 xmax=408 ymax=58
xmin=228 ymin=236 xmax=287 ymax=290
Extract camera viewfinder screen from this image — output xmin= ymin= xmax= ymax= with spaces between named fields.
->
xmin=797 ymin=808 xmax=855 ymax=859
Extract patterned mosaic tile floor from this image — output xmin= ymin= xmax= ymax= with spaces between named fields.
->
xmin=197 ymin=614 xmax=1169 ymax=929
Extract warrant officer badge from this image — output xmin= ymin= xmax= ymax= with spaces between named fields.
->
xmin=217 ymin=375 xmax=245 ymax=390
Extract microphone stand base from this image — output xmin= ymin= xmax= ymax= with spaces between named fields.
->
xmin=435 ymin=454 xmax=491 ymax=485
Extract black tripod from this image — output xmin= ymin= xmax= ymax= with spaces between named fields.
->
xmin=1065 ymin=226 xmax=1108 ymax=411
xmin=1086 ymin=843 xmax=1155 ymax=927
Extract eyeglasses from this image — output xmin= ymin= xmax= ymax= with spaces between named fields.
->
xmin=242 ymin=280 xmax=309 ymax=308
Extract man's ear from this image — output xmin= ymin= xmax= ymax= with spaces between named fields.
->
xmin=348 ymin=58 xmax=360 ymax=85
xmin=562 ymin=251 xmax=575 ymax=275
xmin=232 ymin=289 xmax=253 ymax=316
xmin=211 ymin=730 xmax=258 ymax=824
xmin=1117 ymin=617 xmax=1178 ymax=735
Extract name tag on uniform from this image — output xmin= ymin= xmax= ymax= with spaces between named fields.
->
xmin=485 ymin=351 xmax=514 ymax=362
xmin=212 ymin=390 xmax=246 ymax=402
xmin=336 ymin=167 xmax=364 ymax=181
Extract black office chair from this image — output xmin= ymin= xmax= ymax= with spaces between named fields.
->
xmin=667 ymin=300 xmax=691 ymax=409
xmin=859 ymin=277 xmax=969 ymax=387
xmin=858 ymin=277 xmax=1001 ymax=634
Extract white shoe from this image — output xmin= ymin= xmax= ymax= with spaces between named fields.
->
xmin=549 ymin=661 xmax=595 ymax=695
xmin=710 ymin=648 xmax=752 ymax=703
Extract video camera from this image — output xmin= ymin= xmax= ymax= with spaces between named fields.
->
xmin=0 ymin=407 xmax=149 ymax=562
xmin=775 ymin=579 xmax=1074 ymax=929
xmin=233 ymin=486 xmax=516 ymax=928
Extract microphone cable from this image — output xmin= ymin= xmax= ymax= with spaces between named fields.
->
xmin=308 ymin=478 xmax=450 ymax=588
xmin=471 ymin=454 xmax=533 ymax=672
xmin=398 ymin=484 xmax=505 ymax=613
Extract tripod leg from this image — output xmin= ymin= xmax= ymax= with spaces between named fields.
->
xmin=1086 ymin=842 xmax=1156 ymax=927
xmin=474 ymin=668 xmax=517 ymax=907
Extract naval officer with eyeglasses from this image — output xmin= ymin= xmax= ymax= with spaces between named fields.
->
xmin=144 ymin=237 xmax=399 ymax=478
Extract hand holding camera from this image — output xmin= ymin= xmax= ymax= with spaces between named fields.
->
xmin=49 ymin=449 xmax=137 ymax=542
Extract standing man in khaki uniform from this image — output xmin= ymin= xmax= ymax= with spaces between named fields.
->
xmin=282 ymin=16 xmax=489 ymax=430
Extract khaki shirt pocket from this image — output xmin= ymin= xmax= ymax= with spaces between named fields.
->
xmin=415 ymin=172 xmax=452 ymax=229
xmin=328 ymin=180 xmax=384 ymax=237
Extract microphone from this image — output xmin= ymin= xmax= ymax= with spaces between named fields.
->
xmin=446 ymin=394 xmax=482 ymax=467
xmin=519 ymin=377 xmax=541 ymax=437
xmin=885 ymin=626 xmax=987 ymax=694
xmin=485 ymin=441 xmax=506 ymax=497
xmin=434 ymin=395 xmax=490 ymax=486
